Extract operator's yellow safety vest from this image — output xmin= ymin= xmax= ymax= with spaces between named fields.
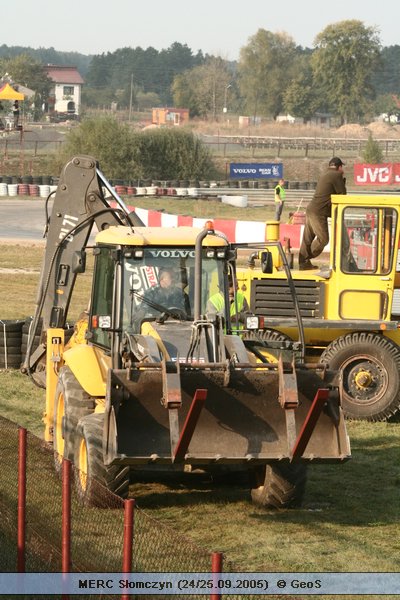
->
xmin=209 ymin=291 xmax=246 ymax=328
xmin=274 ymin=184 xmax=286 ymax=203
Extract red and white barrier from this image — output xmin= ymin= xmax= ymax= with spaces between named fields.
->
xmin=129 ymin=204 xmax=308 ymax=249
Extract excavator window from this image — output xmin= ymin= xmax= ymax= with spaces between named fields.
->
xmin=121 ymin=247 xmax=226 ymax=332
xmin=90 ymin=246 xmax=115 ymax=349
xmin=341 ymin=207 xmax=397 ymax=274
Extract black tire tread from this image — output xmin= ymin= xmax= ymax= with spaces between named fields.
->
xmin=251 ymin=463 xmax=307 ymax=509
xmin=53 ymin=366 xmax=96 ymax=467
xmin=242 ymin=328 xmax=291 ymax=343
xmin=75 ymin=413 xmax=130 ymax=507
xmin=0 ymin=320 xmax=25 ymax=333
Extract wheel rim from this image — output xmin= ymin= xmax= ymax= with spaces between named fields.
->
xmin=78 ymin=438 xmax=88 ymax=492
xmin=341 ymin=355 xmax=388 ymax=405
xmin=54 ymin=393 xmax=64 ymax=465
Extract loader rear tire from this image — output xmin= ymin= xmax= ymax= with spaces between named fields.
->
xmin=320 ymin=332 xmax=400 ymax=421
xmin=53 ymin=367 xmax=95 ymax=474
xmin=251 ymin=463 xmax=307 ymax=509
xmin=75 ymin=413 xmax=130 ymax=507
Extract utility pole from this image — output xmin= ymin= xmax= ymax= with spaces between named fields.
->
xmin=129 ymin=74 xmax=133 ymax=122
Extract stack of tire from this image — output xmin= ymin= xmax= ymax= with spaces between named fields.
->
xmin=0 ymin=320 xmax=25 ymax=369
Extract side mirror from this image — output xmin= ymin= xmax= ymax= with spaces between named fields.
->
xmin=260 ymin=251 xmax=273 ymax=274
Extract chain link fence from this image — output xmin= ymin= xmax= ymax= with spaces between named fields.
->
xmin=0 ymin=415 xmax=253 ymax=600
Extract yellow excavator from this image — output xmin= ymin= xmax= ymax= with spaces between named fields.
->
xmin=238 ymin=195 xmax=400 ymax=421
xmin=22 ymin=156 xmax=350 ymax=509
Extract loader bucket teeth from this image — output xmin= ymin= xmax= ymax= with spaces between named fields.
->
xmin=105 ymin=368 xmax=350 ymax=465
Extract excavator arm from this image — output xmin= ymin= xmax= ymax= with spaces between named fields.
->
xmin=23 ymin=155 xmax=144 ymax=373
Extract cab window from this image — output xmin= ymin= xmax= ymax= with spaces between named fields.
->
xmin=90 ymin=247 xmax=115 ymax=348
xmin=341 ymin=207 xmax=397 ymax=274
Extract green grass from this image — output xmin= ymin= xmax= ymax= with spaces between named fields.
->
xmin=0 ymin=244 xmax=94 ymax=320
xmin=128 ymin=196 xmax=277 ymax=222
xmin=1 ymin=369 xmax=400 ymax=591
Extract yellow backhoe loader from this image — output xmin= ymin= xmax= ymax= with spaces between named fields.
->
xmin=22 ymin=156 xmax=350 ymax=509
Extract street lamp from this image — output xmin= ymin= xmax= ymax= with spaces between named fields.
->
xmin=223 ymin=84 xmax=232 ymax=114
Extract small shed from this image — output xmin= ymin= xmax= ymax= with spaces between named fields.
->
xmin=152 ymin=107 xmax=189 ymax=126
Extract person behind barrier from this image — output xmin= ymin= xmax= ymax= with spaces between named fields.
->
xmin=298 ymin=156 xmax=346 ymax=270
xmin=274 ymin=178 xmax=286 ymax=221
xmin=12 ymin=100 xmax=20 ymax=129
xmin=0 ymin=101 xmax=4 ymax=130
xmin=207 ymin=276 xmax=250 ymax=328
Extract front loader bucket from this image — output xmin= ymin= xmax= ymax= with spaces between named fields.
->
xmin=105 ymin=367 xmax=350 ymax=466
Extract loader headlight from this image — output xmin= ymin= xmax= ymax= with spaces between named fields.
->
xmin=246 ymin=315 xmax=265 ymax=330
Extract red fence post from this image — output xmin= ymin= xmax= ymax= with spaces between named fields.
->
xmin=211 ymin=551 xmax=223 ymax=600
xmin=62 ymin=459 xmax=72 ymax=600
xmin=17 ymin=427 xmax=27 ymax=573
xmin=121 ymin=499 xmax=135 ymax=600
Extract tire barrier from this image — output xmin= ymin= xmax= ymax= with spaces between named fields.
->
xmin=0 ymin=178 xmax=315 ymax=199
xmin=0 ymin=317 xmax=75 ymax=371
xmin=0 ymin=319 xmax=24 ymax=370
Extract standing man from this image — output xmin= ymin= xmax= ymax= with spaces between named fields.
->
xmin=12 ymin=100 xmax=20 ymax=129
xmin=298 ymin=157 xmax=346 ymax=270
xmin=274 ymin=178 xmax=286 ymax=221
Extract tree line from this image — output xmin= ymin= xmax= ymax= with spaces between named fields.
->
xmin=1 ymin=20 xmax=400 ymax=124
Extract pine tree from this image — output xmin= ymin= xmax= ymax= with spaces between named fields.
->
xmin=362 ymin=132 xmax=383 ymax=163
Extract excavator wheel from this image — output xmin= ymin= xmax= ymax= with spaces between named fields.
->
xmin=320 ymin=332 xmax=400 ymax=421
xmin=74 ymin=413 xmax=130 ymax=507
xmin=53 ymin=367 xmax=95 ymax=474
xmin=242 ymin=329 xmax=292 ymax=363
xmin=251 ymin=463 xmax=307 ymax=509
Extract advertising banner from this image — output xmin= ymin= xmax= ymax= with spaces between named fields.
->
xmin=230 ymin=163 xmax=283 ymax=179
xmin=354 ymin=163 xmax=400 ymax=185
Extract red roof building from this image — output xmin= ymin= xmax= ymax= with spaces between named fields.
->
xmin=44 ymin=65 xmax=84 ymax=117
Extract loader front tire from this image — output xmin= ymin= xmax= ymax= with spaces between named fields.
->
xmin=53 ymin=367 xmax=95 ymax=474
xmin=320 ymin=333 xmax=400 ymax=421
xmin=75 ymin=413 xmax=130 ymax=507
xmin=251 ymin=463 xmax=307 ymax=509
xmin=243 ymin=329 xmax=292 ymax=363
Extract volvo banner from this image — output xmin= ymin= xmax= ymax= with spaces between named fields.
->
xmin=230 ymin=162 xmax=283 ymax=179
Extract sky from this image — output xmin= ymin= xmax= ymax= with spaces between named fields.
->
xmin=1 ymin=0 xmax=398 ymax=59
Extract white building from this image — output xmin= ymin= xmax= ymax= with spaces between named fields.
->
xmin=44 ymin=65 xmax=84 ymax=117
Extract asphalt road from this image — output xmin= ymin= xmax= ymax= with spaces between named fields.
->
xmin=0 ymin=199 xmax=49 ymax=241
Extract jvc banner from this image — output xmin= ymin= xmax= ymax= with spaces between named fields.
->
xmin=230 ymin=163 xmax=283 ymax=179
xmin=354 ymin=163 xmax=400 ymax=185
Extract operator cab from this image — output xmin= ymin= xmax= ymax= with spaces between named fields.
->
xmin=88 ymin=242 xmax=235 ymax=349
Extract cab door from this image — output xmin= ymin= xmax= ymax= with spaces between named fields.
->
xmin=332 ymin=205 xmax=398 ymax=321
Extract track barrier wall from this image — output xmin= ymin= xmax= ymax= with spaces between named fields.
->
xmin=0 ymin=415 xmax=246 ymax=599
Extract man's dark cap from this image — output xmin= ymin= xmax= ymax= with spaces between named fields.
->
xmin=329 ymin=156 xmax=345 ymax=167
